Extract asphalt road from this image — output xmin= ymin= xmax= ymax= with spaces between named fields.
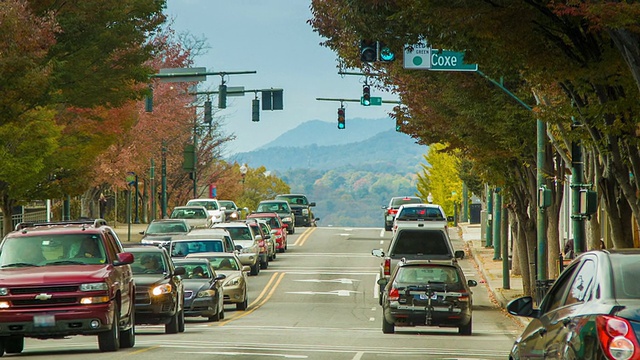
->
xmin=17 ymin=226 xmax=522 ymax=359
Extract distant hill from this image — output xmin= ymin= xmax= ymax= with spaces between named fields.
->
xmin=229 ymin=119 xmax=426 ymax=173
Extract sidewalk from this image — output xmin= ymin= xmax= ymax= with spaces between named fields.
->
xmin=457 ymin=222 xmax=530 ymax=326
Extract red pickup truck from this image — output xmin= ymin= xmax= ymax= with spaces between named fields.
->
xmin=0 ymin=219 xmax=136 ymax=355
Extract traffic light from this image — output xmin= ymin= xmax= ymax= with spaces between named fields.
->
xmin=360 ymin=40 xmax=377 ymax=62
xmin=579 ymin=189 xmax=598 ymax=216
xmin=204 ymin=100 xmax=212 ymax=124
xmin=362 ymin=85 xmax=371 ymax=106
xmin=252 ymin=98 xmax=260 ymax=122
xmin=378 ymin=42 xmax=395 ymax=62
xmin=337 ymin=107 xmax=345 ymax=129
xmin=218 ymin=84 xmax=227 ymax=109
xmin=538 ymin=187 xmax=551 ymax=208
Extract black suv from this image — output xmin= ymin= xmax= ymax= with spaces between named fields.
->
xmin=275 ymin=194 xmax=318 ymax=227
xmin=378 ymin=259 xmax=477 ymax=335
xmin=126 ymin=245 xmax=186 ymax=334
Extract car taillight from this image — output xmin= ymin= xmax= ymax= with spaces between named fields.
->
xmin=596 ymin=315 xmax=640 ymax=360
xmin=388 ymin=288 xmax=399 ymax=301
xmin=389 ymin=209 xmax=398 ymax=216
xmin=384 ymin=258 xmax=391 ymax=276
xmin=457 ymin=294 xmax=470 ymax=302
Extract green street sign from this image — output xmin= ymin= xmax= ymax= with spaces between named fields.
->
xmin=430 ymin=50 xmax=478 ymax=72
xmin=360 ymin=96 xmax=382 ymax=106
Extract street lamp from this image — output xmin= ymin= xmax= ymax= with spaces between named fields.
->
xmin=427 ymin=193 xmax=434 ymax=204
xmin=239 ymin=164 xmax=248 ymax=186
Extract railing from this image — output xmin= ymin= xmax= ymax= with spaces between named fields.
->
xmin=0 ymin=210 xmax=49 ymax=234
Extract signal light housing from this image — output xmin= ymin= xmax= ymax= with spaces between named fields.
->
xmin=360 ymin=40 xmax=377 ymax=62
xmin=337 ymin=107 xmax=345 ymax=129
xmin=362 ymin=85 xmax=371 ymax=106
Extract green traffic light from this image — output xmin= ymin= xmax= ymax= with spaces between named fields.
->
xmin=379 ymin=44 xmax=395 ymax=62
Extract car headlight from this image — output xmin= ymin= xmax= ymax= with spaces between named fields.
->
xmin=80 ymin=282 xmax=108 ymax=291
xmin=230 ymin=212 xmax=238 ymax=219
xmin=0 ymin=288 xmax=8 ymax=296
xmin=197 ymin=289 xmax=216 ymax=297
xmin=283 ymin=217 xmax=292 ymax=222
xmin=224 ymin=278 xmax=241 ymax=287
xmin=302 ymin=209 xmax=309 ymax=215
xmin=151 ymin=284 xmax=172 ymax=296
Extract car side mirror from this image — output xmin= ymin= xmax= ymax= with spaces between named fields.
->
xmin=309 ymin=202 xmax=316 ymax=207
xmin=371 ymin=249 xmax=384 ymax=257
xmin=377 ymin=278 xmax=388 ymax=287
xmin=454 ymin=250 xmax=465 ymax=259
xmin=115 ymin=252 xmax=134 ymax=266
xmin=467 ymin=279 xmax=477 ymax=287
xmin=235 ymin=245 xmax=242 ymax=251
xmin=506 ymin=296 xmax=537 ymax=318
xmin=174 ymin=266 xmax=186 ymax=276
xmin=139 ymin=231 xmax=145 ymax=235
xmin=241 ymin=265 xmax=251 ymax=273
xmin=447 ymin=216 xmax=454 ymax=222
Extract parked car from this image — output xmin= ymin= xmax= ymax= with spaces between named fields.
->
xmin=372 ymin=225 xmax=464 ymax=304
xmin=217 ymin=200 xmax=241 ymax=221
xmin=274 ymin=193 xmax=318 ymax=227
xmin=507 ymin=249 xmax=640 ymax=359
xmin=126 ymin=246 xmax=186 ymax=334
xmin=247 ymin=212 xmax=288 ymax=253
xmin=171 ymin=258 xmax=225 ymax=322
xmin=0 ymin=219 xmax=136 ymax=354
xmin=378 ymin=258 xmax=477 ymax=335
xmin=212 ymin=222 xmax=261 ymax=275
xmin=255 ymin=200 xmax=295 ymax=234
xmin=382 ymin=196 xmax=423 ymax=231
xmin=186 ymin=198 xmax=226 ymax=224
xmin=169 ymin=205 xmax=212 ymax=229
xmin=392 ymin=203 xmax=452 ymax=235
xmin=185 ymin=252 xmax=249 ymax=310
xmin=140 ymin=218 xmax=191 ymax=246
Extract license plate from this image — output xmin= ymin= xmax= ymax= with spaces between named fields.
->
xmin=386 ymin=215 xmax=393 ymax=221
xmin=33 ymin=314 xmax=55 ymax=327
xmin=418 ymin=293 xmax=438 ymax=300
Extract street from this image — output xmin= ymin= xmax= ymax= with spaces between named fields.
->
xmin=18 ymin=226 xmax=522 ymax=359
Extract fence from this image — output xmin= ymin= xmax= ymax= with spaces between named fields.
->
xmin=0 ymin=209 xmax=49 ymax=235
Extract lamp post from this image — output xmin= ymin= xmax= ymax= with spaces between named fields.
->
xmin=239 ymin=164 xmax=248 ymax=188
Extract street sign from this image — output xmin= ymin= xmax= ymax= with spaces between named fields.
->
xmin=226 ymin=86 xmax=245 ymax=97
xmin=430 ymin=50 xmax=478 ymax=72
xmin=403 ymin=41 xmax=431 ymax=70
xmin=360 ymin=96 xmax=382 ymax=106
xmin=157 ymin=67 xmax=207 ymax=82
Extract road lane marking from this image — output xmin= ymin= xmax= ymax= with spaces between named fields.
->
xmin=216 ymin=272 xmax=285 ymax=326
xmin=293 ymin=227 xmax=315 ymax=247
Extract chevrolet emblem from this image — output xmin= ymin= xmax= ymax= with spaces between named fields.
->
xmin=35 ymin=293 xmax=52 ymax=301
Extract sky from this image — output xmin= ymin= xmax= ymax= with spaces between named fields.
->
xmin=164 ymin=0 xmax=398 ymax=155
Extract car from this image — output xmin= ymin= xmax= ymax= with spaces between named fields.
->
xmin=392 ymin=203 xmax=452 ymax=235
xmin=507 ymin=249 xmax=640 ymax=359
xmin=212 ymin=222 xmax=261 ymax=275
xmin=382 ymin=196 xmax=423 ymax=231
xmin=185 ymin=252 xmax=249 ymax=310
xmin=217 ymin=200 xmax=241 ymax=221
xmin=171 ymin=258 xmax=225 ymax=322
xmin=255 ymin=200 xmax=295 ymax=234
xmin=126 ymin=246 xmax=186 ymax=334
xmin=0 ymin=219 xmax=136 ymax=354
xmin=169 ymin=205 xmax=212 ymax=229
xmin=274 ymin=193 xmax=319 ymax=227
xmin=378 ymin=258 xmax=477 ymax=335
xmin=246 ymin=212 xmax=288 ymax=253
xmin=140 ymin=219 xmax=191 ymax=246
xmin=372 ymin=225 xmax=465 ymax=304
xmin=186 ymin=198 xmax=226 ymax=224
xmin=246 ymin=219 xmax=271 ymax=267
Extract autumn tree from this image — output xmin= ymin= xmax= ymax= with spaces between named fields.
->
xmin=416 ymin=143 xmax=462 ymax=217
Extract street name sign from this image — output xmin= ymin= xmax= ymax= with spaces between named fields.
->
xmin=430 ymin=50 xmax=478 ymax=71
xmin=157 ymin=67 xmax=207 ymax=82
xmin=360 ymin=96 xmax=382 ymax=106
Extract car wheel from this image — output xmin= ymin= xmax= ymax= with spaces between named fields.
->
xmin=178 ymin=309 xmax=185 ymax=333
xmin=272 ymin=251 xmax=276 ymax=260
xmin=459 ymin=318 xmax=472 ymax=335
xmin=250 ymin=262 xmax=260 ymax=275
xmin=0 ymin=337 xmax=5 ymax=357
xmin=382 ymin=316 xmax=395 ymax=334
xmin=98 ymin=305 xmax=120 ymax=352
xmin=120 ymin=309 xmax=135 ymax=349
xmin=208 ymin=306 xmax=222 ymax=322
xmin=5 ymin=335 xmax=24 ymax=354
xmin=165 ymin=309 xmax=180 ymax=334
xmin=237 ymin=295 xmax=248 ymax=310
xmin=260 ymin=257 xmax=268 ymax=269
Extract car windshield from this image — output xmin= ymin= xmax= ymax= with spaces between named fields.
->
xmin=208 ymin=257 xmax=240 ymax=271
xmin=132 ymin=252 xmax=167 ymax=274
xmin=257 ymin=202 xmax=289 ymax=213
xmin=224 ymin=227 xmax=252 ymax=240
xmin=177 ymin=263 xmax=212 ymax=279
xmin=187 ymin=201 xmax=218 ymax=210
xmin=171 ymin=240 xmax=224 ymax=257
xmin=171 ymin=208 xmax=207 ymax=219
xmin=0 ymin=234 xmax=107 ymax=267
xmin=277 ymin=196 xmax=307 ymax=205
xmin=147 ymin=222 xmax=188 ymax=234
xmin=218 ymin=201 xmax=236 ymax=210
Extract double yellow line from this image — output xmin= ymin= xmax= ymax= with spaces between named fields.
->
xmin=292 ymin=227 xmax=316 ymax=247
xmin=216 ymin=271 xmax=286 ymax=326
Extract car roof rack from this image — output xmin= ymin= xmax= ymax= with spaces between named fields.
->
xmin=15 ymin=218 xmax=109 ymax=231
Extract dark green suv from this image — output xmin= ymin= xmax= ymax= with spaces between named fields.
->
xmin=275 ymin=194 xmax=318 ymax=227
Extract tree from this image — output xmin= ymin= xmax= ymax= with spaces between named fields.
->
xmin=416 ymin=143 xmax=462 ymax=217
